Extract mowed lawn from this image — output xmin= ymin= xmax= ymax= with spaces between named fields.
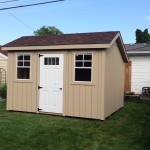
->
xmin=0 ymin=100 xmax=150 ymax=150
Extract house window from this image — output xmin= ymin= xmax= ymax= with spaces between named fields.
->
xmin=75 ymin=53 xmax=92 ymax=82
xmin=17 ymin=54 xmax=30 ymax=79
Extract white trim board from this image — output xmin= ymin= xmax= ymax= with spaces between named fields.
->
xmin=0 ymin=53 xmax=7 ymax=59
xmin=127 ymin=51 xmax=150 ymax=54
xmin=1 ymin=44 xmax=110 ymax=51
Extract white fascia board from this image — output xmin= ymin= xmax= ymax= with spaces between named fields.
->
xmin=0 ymin=53 xmax=7 ymax=59
xmin=1 ymin=44 xmax=111 ymax=51
xmin=127 ymin=51 xmax=150 ymax=54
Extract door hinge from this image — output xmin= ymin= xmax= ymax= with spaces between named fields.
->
xmin=38 ymin=86 xmax=43 ymax=89
xmin=38 ymin=108 xmax=42 ymax=111
xmin=39 ymin=54 xmax=43 ymax=57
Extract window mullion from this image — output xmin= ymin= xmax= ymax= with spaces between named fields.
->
xmin=74 ymin=53 xmax=92 ymax=82
xmin=17 ymin=54 xmax=30 ymax=80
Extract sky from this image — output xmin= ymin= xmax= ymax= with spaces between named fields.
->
xmin=0 ymin=0 xmax=150 ymax=45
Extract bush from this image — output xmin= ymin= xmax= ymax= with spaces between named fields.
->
xmin=0 ymin=84 xmax=7 ymax=99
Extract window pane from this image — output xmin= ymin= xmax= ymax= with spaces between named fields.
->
xmin=84 ymin=62 xmax=92 ymax=67
xmin=17 ymin=68 xmax=30 ymax=79
xmin=76 ymin=54 xmax=83 ymax=60
xmin=56 ymin=57 xmax=59 ymax=65
xmin=44 ymin=58 xmax=48 ymax=65
xmin=24 ymin=55 xmax=30 ymax=60
xmin=49 ymin=58 xmax=51 ymax=65
xmin=76 ymin=62 xmax=83 ymax=67
xmin=75 ymin=68 xmax=91 ymax=81
xmin=18 ymin=62 xmax=23 ymax=66
xmin=52 ymin=58 xmax=55 ymax=65
xmin=24 ymin=62 xmax=30 ymax=66
xmin=18 ymin=55 xmax=23 ymax=60
xmin=84 ymin=54 xmax=92 ymax=60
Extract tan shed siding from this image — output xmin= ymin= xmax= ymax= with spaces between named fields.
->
xmin=65 ymin=51 xmax=102 ymax=119
xmin=104 ymin=44 xmax=124 ymax=118
xmin=7 ymin=52 xmax=13 ymax=110
xmin=99 ymin=50 xmax=106 ymax=120
xmin=31 ymin=53 xmax=38 ymax=112
xmin=7 ymin=52 xmax=37 ymax=112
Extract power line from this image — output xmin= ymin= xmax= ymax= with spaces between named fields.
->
xmin=0 ymin=0 xmax=19 ymax=4
xmin=5 ymin=9 xmax=34 ymax=31
xmin=0 ymin=0 xmax=64 ymax=10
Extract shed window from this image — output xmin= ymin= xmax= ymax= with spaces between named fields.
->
xmin=17 ymin=54 xmax=30 ymax=79
xmin=75 ymin=53 xmax=92 ymax=82
xmin=44 ymin=57 xmax=59 ymax=65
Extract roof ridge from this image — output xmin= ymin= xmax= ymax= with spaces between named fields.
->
xmin=20 ymin=31 xmax=119 ymax=38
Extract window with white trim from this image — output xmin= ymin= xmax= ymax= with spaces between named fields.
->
xmin=75 ymin=53 xmax=92 ymax=82
xmin=17 ymin=54 xmax=30 ymax=79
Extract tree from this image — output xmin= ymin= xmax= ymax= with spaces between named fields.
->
xmin=34 ymin=26 xmax=63 ymax=36
xmin=135 ymin=28 xmax=150 ymax=43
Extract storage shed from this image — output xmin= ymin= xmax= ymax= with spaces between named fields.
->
xmin=2 ymin=31 xmax=128 ymax=120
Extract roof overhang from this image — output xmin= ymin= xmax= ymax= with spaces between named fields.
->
xmin=112 ymin=33 xmax=129 ymax=63
xmin=2 ymin=32 xmax=129 ymax=63
xmin=2 ymin=44 xmax=110 ymax=51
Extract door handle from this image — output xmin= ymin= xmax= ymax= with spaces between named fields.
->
xmin=38 ymin=86 xmax=43 ymax=89
xmin=59 ymin=88 xmax=62 ymax=90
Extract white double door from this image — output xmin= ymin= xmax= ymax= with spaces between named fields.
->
xmin=39 ymin=54 xmax=63 ymax=113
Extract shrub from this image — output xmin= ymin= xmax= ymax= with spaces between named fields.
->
xmin=0 ymin=84 xmax=7 ymax=99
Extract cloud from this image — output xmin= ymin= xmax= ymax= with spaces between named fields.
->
xmin=146 ymin=15 xmax=150 ymax=20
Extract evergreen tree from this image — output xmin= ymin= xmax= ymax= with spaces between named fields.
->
xmin=135 ymin=28 xmax=150 ymax=43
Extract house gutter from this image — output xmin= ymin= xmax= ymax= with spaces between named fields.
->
xmin=127 ymin=51 xmax=150 ymax=56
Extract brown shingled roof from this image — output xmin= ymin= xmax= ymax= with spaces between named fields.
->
xmin=0 ymin=46 xmax=7 ymax=56
xmin=3 ymin=31 xmax=119 ymax=47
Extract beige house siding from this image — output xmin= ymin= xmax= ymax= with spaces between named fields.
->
xmin=0 ymin=54 xmax=7 ymax=80
xmin=0 ymin=55 xmax=6 ymax=60
xmin=104 ymin=44 xmax=124 ymax=118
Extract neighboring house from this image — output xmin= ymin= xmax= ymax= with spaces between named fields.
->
xmin=2 ymin=31 xmax=128 ymax=120
xmin=0 ymin=46 xmax=7 ymax=84
xmin=125 ymin=43 xmax=150 ymax=94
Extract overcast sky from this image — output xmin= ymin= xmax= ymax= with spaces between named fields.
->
xmin=0 ymin=0 xmax=150 ymax=45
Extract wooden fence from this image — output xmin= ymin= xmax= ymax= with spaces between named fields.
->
xmin=124 ymin=61 xmax=132 ymax=92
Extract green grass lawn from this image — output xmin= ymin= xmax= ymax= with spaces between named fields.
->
xmin=0 ymin=100 xmax=150 ymax=150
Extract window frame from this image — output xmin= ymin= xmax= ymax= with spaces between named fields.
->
xmin=74 ymin=52 xmax=93 ymax=83
xmin=16 ymin=53 xmax=31 ymax=81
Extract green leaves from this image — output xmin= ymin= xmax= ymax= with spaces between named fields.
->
xmin=0 ymin=84 xmax=7 ymax=99
xmin=135 ymin=28 xmax=150 ymax=43
xmin=34 ymin=26 xmax=63 ymax=36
